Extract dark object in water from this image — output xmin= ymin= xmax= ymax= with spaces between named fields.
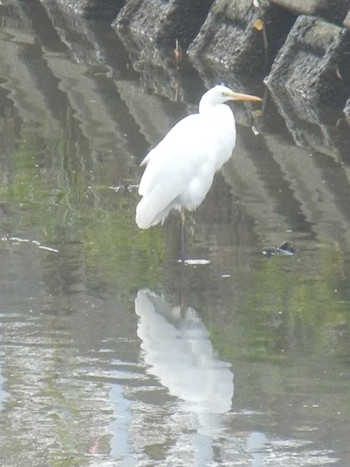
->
xmin=262 ymin=241 xmax=295 ymax=257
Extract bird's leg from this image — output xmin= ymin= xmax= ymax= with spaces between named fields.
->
xmin=180 ymin=208 xmax=186 ymax=263
xmin=179 ymin=251 xmax=186 ymax=315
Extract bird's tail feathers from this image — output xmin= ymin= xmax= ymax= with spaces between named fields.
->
xmin=136 ymin=194 xmax=174 ymax=229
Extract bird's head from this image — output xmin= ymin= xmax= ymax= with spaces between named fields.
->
xmin=199 ymin=85 xmax=262 ymax=113
xmin=218 ymin=85 xmax=262 ymax=103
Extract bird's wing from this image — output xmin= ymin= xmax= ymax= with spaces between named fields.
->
xmin=136 ymin=115 xmax=217 ymax=228
xmin=136 ymin=107 xmax=235 ymax=228
xmin=138 ymin=114 xmax=209 ymax=197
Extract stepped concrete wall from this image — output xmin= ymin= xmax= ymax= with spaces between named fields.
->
xmin=51 ymin=0 xmax=350 ymax=113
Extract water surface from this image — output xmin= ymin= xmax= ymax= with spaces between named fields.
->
xmin=0 ymin=2 xmax=350 ymax=466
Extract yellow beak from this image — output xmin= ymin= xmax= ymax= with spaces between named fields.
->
xmin=228 ymin=91 xmax=262 ymax=102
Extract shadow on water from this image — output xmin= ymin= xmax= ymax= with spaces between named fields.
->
xmin=0 ymin=1 xmax=350 ymax=465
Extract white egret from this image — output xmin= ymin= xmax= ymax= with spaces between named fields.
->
xmin=136 ymin=85 xmax=262 ymax=230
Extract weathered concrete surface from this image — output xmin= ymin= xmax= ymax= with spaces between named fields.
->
xmin=114 ymin=0 xmax=214 ymax=49
xmin=55 ymin=0 xmax=125 ymax=20
xmin=32 ymin=0 xmax=350 ymax=113
xmin=115 ymin=25 xmax=205 ymax=103
xmin=188 ymin=0 xmax=295 ymax=84
xmin=266 ymin=15 xmax=350 ymax=107
xmin=271 ymin=0 xmax=350 ymax=25
xmin=266 ymin=90 xmax=350 ymax=163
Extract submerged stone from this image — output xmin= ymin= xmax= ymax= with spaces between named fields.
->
xmin=262 ymin=241 xmax=295 ymax=257
xmin=267 ymin=88 xmax=350 ymax=162
xmin=266 ymin=15 xmax=350 ymax=107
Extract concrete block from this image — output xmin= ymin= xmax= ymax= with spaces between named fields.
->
xmin=271 ymin=0 xmax=350 ymax=24
xmin=188 ymin=0 xmax=295 ymax=85
xmin=262 ymin=130 xmax=350 ymax=246
xmin=266 ymin=88 xmax=350 ymax=163
xmin=114 ymin=0 xmax=214 ymax=49
xmin=266 ymin=15 xmax=350 ymax=107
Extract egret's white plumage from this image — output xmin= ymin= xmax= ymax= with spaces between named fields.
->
xmin=136 ymin=85 xmax=261 ymax=229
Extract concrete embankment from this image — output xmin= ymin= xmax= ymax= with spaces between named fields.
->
xmin=53 ymin=0 xmax=350 ymax=113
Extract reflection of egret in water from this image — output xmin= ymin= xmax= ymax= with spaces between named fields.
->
xmin=135 ymin=289 xmax=234 ymax=436
xmin=129 ymin=290 xmax=334 ymax=467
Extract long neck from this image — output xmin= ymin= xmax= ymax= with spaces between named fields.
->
xmin=199 ymin=93 xmax=217 ymax=114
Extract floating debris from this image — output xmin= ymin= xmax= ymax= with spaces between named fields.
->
xmin=251 ymin=125 xmax=260 ymax=135
xmin=262 ymin=241 xmax=295 ymax=257
xmin=253 ymin=18 xmax=263 ymax=31
xmin=173 ymin=38 xmax=182 ymax=66
xmin=38 ymin=245 xmax=59 ymax=253
xmin=3 ymin=236 xmax=30 ymax=243
xmin=1 ymin=235 xmax=59 ymax=253
xmin=109 ymin=184 xmax=138 ymax=193
xmin=184 ymin=259 xmax=211 ymax=266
